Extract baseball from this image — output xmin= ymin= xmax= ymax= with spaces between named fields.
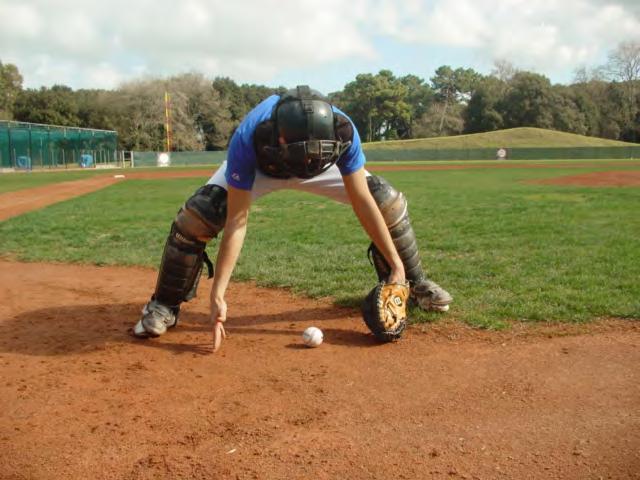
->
xmin=302 ymin=326 xmax=323 ymax=347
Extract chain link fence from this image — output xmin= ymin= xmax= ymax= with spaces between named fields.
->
xmin=126 ymin=145 xmax=640 ymax=168
xmin=0 ymin=121 xmax=119 ymax=170
xmin=362 ymin=146 xmax=640 ymax=161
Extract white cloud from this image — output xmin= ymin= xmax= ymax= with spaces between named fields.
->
xmin=86 ymin=63 xmax=127 ymax=90
xmin=0 ymin=3 xmax=43 ymax=39
xmin=0 ymin=0 xmax=639 ymax=89
xmin=366 ymin=0 xmax=640 ymax=76
xmin=1 ymin=0 xmax=374 ymax=88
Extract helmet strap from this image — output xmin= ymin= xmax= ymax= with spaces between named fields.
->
xmin=296 ymin=85 xmax=315 ymax=139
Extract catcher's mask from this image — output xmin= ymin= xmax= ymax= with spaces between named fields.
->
xmin=264 ymin=85 xmax=351 ymax=178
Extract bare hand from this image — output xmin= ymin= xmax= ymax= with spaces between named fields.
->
xmin=213 ymin=320 xmax=226 ymax=353
xmin=211 ymin=297 xmax=227 ymax=353
xmin=387 ymin=266 xmax=406 ymax=285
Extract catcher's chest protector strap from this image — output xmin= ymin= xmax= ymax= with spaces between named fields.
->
xmin=154 ymin=185 xmax=227 ymax=308
xmin=366 ymin=175 xmax=425 ymax=283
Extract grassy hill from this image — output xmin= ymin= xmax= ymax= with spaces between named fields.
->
xmin=363 ymin=127 xmax=636 ymax=150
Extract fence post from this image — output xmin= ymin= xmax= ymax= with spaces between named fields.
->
xmin=8 ymin=127 xmax=13 ymax=168
xmin=28 ymin=125 xmax=33 ymax=170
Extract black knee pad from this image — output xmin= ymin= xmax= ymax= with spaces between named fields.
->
xmin=154 ymin=185 xmax=228 ymax=307
xmin=366 ymin=175 xmax=425 ymax=283
xmin=183 ymin=184 xmax=228 ymax=235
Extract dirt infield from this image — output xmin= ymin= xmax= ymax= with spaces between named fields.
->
xmin=533 ymin=170 xmax=640 ymax=187
xmin=0 ymin=261 xmax=638 ymax=479
xmin=0 ymin=176 xmax=121 ymax=221
xmin=1 ymin=164 xmax=639 ymax=479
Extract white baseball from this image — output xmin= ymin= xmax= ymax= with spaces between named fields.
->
xmin=302 ymin=326 xmax=323 ymax=348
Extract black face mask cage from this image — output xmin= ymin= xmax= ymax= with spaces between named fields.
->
xmin=265 ymin=139 xmax=352 ymax=179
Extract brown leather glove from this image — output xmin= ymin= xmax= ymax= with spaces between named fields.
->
xmin=361 ymin=282 xmax=410 ymax=342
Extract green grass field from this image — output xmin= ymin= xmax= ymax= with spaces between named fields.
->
xmin=1 ymin=161 xmax=639 ymax=329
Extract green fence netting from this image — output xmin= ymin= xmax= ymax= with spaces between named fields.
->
xmin=128 ymin=145 xmax=640 ymax=168
xmin=0 ymin=121 xmax=118 ymax=169
xmin=362 ymin=146 xmax=640 ymax=161
xmin=131 ymin=151 xmax=227 ymax=167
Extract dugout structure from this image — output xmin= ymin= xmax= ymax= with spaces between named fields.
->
xmin=0 ymin=120 xmax=118 ymax=170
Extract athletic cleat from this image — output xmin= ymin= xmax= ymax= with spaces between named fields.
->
xmin=132 ymin=319 xmax=151 ymax=338
xmin=132 ymin=298 xmax=178 ymax=338
xmin=410 ymin=279 xmax=452 ymax=312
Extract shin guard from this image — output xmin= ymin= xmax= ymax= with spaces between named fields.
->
xmin=366 ymin=175 xmax=453 ymax=310
xmin=153 ymin=184 xmax=227 ymax=308
xmin=366 ymin=175 xmax=425 ymax=283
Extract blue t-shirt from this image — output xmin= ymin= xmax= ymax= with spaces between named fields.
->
xmin=225 ymin=95 xmax=366 ymax=190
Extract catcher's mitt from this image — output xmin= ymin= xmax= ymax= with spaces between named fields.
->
xmin=361 ymin=282 xmax=410 ymax=342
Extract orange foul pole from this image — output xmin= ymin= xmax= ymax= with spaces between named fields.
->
xmin=164 ymin=91 xmax=172 ymax=152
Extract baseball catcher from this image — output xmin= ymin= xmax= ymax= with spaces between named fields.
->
xmin=132 ymin=86 xmax=452 ymax=349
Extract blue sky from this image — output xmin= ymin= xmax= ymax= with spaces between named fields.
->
xmin=1 ymin=0 xmax=639 ymax=94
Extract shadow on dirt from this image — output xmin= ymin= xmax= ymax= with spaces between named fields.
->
xmin=0 ymin=303 xmax=142 ymax=357
xmin=226 ymin=326 xmax=378 ymax=347
xmin=0 ymin=302 xmax=375 ymax=356
xmin=220 ymin=304 xmax=359 ymax=326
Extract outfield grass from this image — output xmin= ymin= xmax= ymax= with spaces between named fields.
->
xmin=1 ymin=163 xmax=638 ymax=328
xmin=364 ymin=127 xmax=637 ymax=149
xmin=3 ymin=159 xmax=638 ymax=194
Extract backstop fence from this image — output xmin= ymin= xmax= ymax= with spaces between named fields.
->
xmin=362 ymin=146 xmax=640 ymax=161
xmin=0 ymin=120 xmax=119 ymax=170
xmin=127 ymin=145 xmax=640 ymax=168
xmin=2 ymin=121 xmax=636 ymax=171
xmin=129 ymin=150 xmax=227 ymax=168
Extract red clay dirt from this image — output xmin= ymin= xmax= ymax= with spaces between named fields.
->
xmin=1 ymin=164 xmax=639 ymax=479
xmin=0 ymin=176 xmax=121 ymax=221
xmin=0 ymin=261 xmax=638 ymax=480
xmin=533 ymin=170 xmax=640 ymax=187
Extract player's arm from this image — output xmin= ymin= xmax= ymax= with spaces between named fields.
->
xmin=342 ymin=167 xmax=405 ymax=284
xmin=210 ymin=184 xmax=252 ymax=352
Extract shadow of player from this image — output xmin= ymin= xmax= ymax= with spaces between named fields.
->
xmin=0 ymin=302 xmax=381 ymax=357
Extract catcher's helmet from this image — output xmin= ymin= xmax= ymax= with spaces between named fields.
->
xmin=265 ymin=86 xmax=351 ymax=178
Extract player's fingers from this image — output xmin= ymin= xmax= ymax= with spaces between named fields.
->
xmin=213 ymin=322 xmax=225 ymax=353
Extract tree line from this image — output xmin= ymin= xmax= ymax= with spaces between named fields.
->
xmin=1 ymin=41 xmax=639 ymax=150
